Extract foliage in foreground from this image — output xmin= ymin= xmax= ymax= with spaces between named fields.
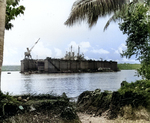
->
xmin=119 ymin=3 xmax=150 ymax=79
xmin=0 ymin=92 xmax=20 ymax=116
xmin=6 ymin=0 xmax=25 ymax=30
xmin=0 ymin=92 xmax=80 ymax=123
xmin=77 ymin=80 xmax=150 ymax=120
xmin=118 ymin=80 xmax=150 ymax=109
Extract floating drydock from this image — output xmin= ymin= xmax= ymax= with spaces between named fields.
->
xmin=21 ymin=57 xmax=118 ymax=73
xmin=21 ymin=45 xmax=118 ymax=73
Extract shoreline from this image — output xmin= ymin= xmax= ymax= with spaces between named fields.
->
xmin=1 ymin=79 xmax=150 ymax=122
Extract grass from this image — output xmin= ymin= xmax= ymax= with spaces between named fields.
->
xmin=118 ymin=63 xmax=141 ymax=70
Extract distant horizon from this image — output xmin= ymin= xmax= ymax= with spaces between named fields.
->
xmin=2 ymin=63 xmax=141 ymax=66
xmin=2 ymin=65 xmax=20 ymax=66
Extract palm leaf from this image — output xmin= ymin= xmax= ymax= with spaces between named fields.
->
xmin=104 ymin=1 xmax=149 ymax=31
xmin=65 ymin=0 xmax=127 ymax=27
xmin=103 ymin=3 xmax=128 ymax=31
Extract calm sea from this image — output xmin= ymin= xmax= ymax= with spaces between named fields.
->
xmin=1 ymin=70 xmax=141 ymax=98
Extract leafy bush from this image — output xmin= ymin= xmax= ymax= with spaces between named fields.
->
xmin=0 ymin=92 xmax=20 ymax=116
xmin=118 ymin=80 xmax=150 ymax=109
xmin=77 ymin=81 xmax=150 ymax=119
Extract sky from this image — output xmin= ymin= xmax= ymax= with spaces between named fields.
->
xmin=3 ymin=0 xmax=140 ymax=65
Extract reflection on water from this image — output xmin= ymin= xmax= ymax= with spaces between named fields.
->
xmin=1 ymin=70 xmax=141 ymax=97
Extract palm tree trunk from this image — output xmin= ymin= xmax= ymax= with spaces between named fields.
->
xmin=0 ymin=0 xmax=6 ymax=91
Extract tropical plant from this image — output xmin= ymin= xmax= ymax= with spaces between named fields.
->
xmin=0 ymin=0 xmax=25 ymax=90
xmin=118 ymin=3 xmax=150 ymax=79
xmin=65 ymin=0 xmax=147 ymax=28
xmin=65 ymin=0 xmax=128 ymax=28
xmin=118 ymin=80 xmax=150 ymax=108
xmin=65 ymin=0 xmax=150 ymax=79
xmin=119 ymin=3 xmax=150 ymax=59
xmin=6 ymin=0 xmax=25 ymax=30
xmin=137 ymin=60 xmax=150 ymax=79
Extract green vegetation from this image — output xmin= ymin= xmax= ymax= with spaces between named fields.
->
xmin=0 ymin=92 xmax=80 ymax=123
xmin=118 ymin=63 xmax=141 ymax=70
xmin=77 ymin=80 xmax=150 ymax=120
xmin=2 ymin=65 xmax=20 ymax=71
xmin=118 ymin=3 xmax=150 ymax=79
xmin=6 ymin=0 xmax=25 ymax=30
xmin=118 ymin=80 xmax=150 ymax=108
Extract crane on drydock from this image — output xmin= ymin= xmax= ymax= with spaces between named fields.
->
xmin=24 ymin=38 xmax=40 ymax=59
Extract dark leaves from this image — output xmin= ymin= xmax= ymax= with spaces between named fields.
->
xmin=5 ymin=0 xmax=25 ymax=30
xmin=119 ymin=3 xmax=150 ymax=59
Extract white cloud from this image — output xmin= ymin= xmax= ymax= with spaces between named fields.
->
xmin=32 ymin=42 xmax=52 ymax=59
xmin=3 ymin=48 xmax=20 ymax=65
xmin=67 ymin=41 xmax=91 ymax=54
xmin=114 ymin=43 xmax=127 ymax=54
xmin=79 ymin=42 xmax=91 ymax=53
xmin=84 ymin=56 xmax=99 ymax=61
xmin=91 ymin=49 xmax=109 ymax=54
xmin=68 ymin=41 xmax=78 ymax=50
xmin=54 ymin=48 xmax=63 ymax=58
xmin=121 ymin=58 xmax=139 ymax=63
xmin=79 ymin=42 xmax=91 ymax=48
xmin=116 ymin=58 xmax=140 ymax=64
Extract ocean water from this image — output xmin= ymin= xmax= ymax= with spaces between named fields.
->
xmin=1 ymin=70 xmax=141 ymax=98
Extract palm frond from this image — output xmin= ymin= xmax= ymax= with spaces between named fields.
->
xmin=103 ymin=0 xmax=149 ymax=31
xmin=103 ymin=4 xmax=129 ymax=31
xmin=65 ymin=0 xmax=127 ymax=28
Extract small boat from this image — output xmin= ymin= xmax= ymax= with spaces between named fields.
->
xmin=7 ymin=72 xmax=11 ymax=74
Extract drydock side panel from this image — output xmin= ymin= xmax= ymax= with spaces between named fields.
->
xmin=21 ymin=58 xmax=118 ymax=73
xmin=71 ymin=61 xmax=77 ymax=70
xmin=97 ymin=61 xmax=102 ymax=68
xmin=88 ymin=61 xmax=96 ymax=70
xmin=44 ymin=60 xmax=49 ymax=72
xmin=21 ymin=59 xmax=37 ymax=73
xmin=111 ymin=62 xmax=118 ymax=71
xmin=47 ymin=59 xmax=58 ymax=72
xmin=80 ymin=61 xmax=88 ymax=70
xmin=60 ymin=60 xmax=68 ymax=70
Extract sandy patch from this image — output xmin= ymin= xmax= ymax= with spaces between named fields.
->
xmin=77 ymin=112 xmax=113 ymax=123
xmin=77 ymin=112 xmax=150 ymax=123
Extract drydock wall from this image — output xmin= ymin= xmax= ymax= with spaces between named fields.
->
xmin=21 ymin=58 xmax=118 ymax=73
xmin=21 ymin=59 xmax=37 ymax=72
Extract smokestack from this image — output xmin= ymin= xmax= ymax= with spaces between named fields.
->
xmin=71 ymin=45 xmax=72 ymax=54
xmin=72 ymin=52 xmax=74 ymax=60
xmin=78 ymin=46 xmax=80 ymax=57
